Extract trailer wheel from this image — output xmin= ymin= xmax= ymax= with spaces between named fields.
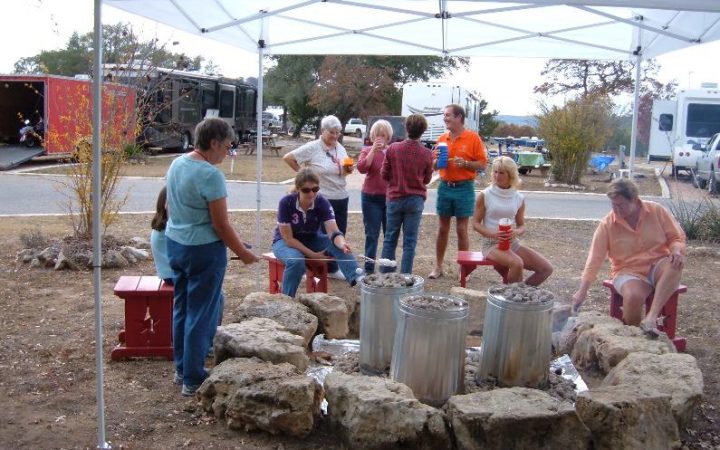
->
xmin=519 ymin=168 xmax=529 ymax=175
xmin=181 ymin=132 xmax=192 ymax=152
xmin=354 ymin=129 xmax=362 ymax=138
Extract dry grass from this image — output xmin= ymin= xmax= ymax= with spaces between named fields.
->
xmin=0 ymin=212 xmax=718 ymax=449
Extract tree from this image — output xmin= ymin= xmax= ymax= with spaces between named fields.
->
xmin=537 ymin=94 xmax=614 ymax=185
xmin=494 ymin=123 xmax=537 ymax=138
xmin=264 ymin=55 xmax=323 ymax=136
xmin=534 ymin=58 xmax=677 ymax=176
xmin=310 ymin=56 xmax=395 ymax=129
xmin=13 ymin=23 xmax=206 ymax=77
xmin=264 ymin=55 xmax=471 ymax=134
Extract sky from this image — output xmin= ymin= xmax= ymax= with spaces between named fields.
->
xmin=3 ymin=0 xmax=720 ymax=116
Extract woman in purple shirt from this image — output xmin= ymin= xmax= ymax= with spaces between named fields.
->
xmin=357 ymin=120 xmax=393 ymax=273
xmin=272 ymin=168 xmax=363 ymax=297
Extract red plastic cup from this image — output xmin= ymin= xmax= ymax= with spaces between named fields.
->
xmin=498 ymin=218 xmax=512 ymax=251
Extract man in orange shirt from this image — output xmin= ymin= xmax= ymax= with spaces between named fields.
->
xmin=429 ymin=104 xmax=488 ymax=279
xmin=573 ymin=179 xmax=686 ymax=335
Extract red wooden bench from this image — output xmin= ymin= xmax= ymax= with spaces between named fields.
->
xmin=602 ymin=279 xmax=687 ymax=352
xmin=262 ymin=252 xmax=330 ymax=294
xmin=111 ymin=275 xmax=174 ymax=361
xmin=456 ymin=250 xmax=509 ymax=287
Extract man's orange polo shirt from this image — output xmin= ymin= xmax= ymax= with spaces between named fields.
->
xmin=437 ymin=129 xmax=488 ymax=182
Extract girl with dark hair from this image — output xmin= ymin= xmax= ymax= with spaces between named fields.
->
xmin=150 ymin=186 xmax=172 ymax=285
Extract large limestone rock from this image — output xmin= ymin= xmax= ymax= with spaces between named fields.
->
xmin=571 ymin=322 xmax=675 ymax=374
xmin=447 ymin=387 xmax=590 ymax=450
xmin=297 ymin=292 xmax=355 ymax=339
xmin=576 ymin=386 xmax=680 ymax=450
xmin=602 ymin=351 xmax=704 ymax=428
xmin=197 ymin=358 xmax=323 ymax=437
xmin=230 ymin=292 xmax=318 ymax=347
xmin=213 ymin=318 xmax=310 ymax=371
xmin=450 ymin=287 xmax=487 ymax=336
xmin=324 ymin=372 xmax=450 ymax=449
xmin=554 ymin=311 xmax=622 ymax=356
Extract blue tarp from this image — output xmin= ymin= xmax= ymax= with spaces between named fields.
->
xmin=589 ymin=155 xmax=615 ymax=172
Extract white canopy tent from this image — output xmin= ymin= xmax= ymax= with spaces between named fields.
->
xmin=89 ymin=1 xmax=720 ymax=447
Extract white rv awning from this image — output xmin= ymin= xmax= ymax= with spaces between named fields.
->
xmin=104 ymin=0 xmax=720 ymax=60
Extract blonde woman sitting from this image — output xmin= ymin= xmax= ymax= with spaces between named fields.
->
xmin=471 ymin=156 xmax=553 ymax=286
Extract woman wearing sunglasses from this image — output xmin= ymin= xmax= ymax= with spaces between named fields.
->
xmin=283 ymin=115 xmax=352 ymax=280
xmin=271 ymin=168 xmax=364 ymax=297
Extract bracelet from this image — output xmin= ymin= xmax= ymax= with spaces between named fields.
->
xmin=330 ymin=231 xmax=344 ymax=244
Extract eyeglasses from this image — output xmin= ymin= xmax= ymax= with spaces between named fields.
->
xmin=300 ymin=186 xmax=320 ymax=194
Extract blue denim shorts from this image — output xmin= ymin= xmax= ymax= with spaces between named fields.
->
xmin=436 ymin=180 xmax=475 ymax=218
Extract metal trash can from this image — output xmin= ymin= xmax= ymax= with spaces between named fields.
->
xmin=390 ymin=293 xmax=468 ymax=406
xmin=359 ymin=275 xmax=424 ymax=375
xmin=477 ymin=288 xmax=554 ymax=388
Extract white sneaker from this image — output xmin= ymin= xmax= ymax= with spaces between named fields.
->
xmin=328 ymin=270 xmax=346 ymax=281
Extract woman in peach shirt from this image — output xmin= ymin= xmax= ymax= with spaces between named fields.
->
xmin=572 ymin=179 xmax=686 ymax=335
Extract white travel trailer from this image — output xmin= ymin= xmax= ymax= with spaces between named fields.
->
xmin=401 ymin=82 xmax=481 ymax=144
xmin=648 ymin=85 xmax=720 ymax=174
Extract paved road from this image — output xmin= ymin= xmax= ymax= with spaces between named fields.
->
xmin=0 ymin=172 xmax=639 ymax=219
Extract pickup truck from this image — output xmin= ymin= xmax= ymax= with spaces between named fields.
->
xmin=344 ymin=118 xmax=366 ymax=137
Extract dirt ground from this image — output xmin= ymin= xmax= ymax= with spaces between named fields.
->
xmin=1 ymin=186 xmax=719 ymax=449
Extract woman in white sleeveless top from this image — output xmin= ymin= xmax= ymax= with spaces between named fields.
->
xmin=472 ymin=156 xmax=553 ymax=286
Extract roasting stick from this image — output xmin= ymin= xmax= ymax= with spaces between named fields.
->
xmin=231 ymin=251 xmax=397 ymax=271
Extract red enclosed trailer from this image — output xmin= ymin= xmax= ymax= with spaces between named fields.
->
xmin=0 ymin=74 xmax=136 ymax=170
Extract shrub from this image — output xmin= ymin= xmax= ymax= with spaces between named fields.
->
xmin=537 ymin=94 xmax=613 ymax=185
xmin=668 ymin=195 xmax=720 ymax=242
xmin=123 ymin=143 xmax=146 ymax=161
xmin=58 ymin=138 xmax=129 ymax=239
xmin=20 ymin=229 xmax=49 ymax=250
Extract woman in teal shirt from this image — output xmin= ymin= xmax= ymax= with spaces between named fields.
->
xmin=165 ymin=118 xmax=258 ymax=396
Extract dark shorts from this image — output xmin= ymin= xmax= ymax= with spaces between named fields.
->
xmin=436 ymin=180 xmax=475 ymax=218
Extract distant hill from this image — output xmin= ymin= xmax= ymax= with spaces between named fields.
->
xmin=496 ymin=115 xmax=538 ymax=127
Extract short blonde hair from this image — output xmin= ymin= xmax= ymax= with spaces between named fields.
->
xmin=491 ymin=156 xmax=521 ymax=189
xmin=370 ymin=120 xmax=393 ymax=142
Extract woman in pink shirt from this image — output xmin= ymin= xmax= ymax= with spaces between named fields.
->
xmin=357 ymin=120 xmax=393 ymax=272
xmin=573 ymin=179 xmax=686 ymax=335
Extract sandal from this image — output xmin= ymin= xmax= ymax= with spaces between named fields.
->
xmin=428 ymin=270 xmax=444 ymax=280
xmin=639 ymin=321 xmax=663 ymax=339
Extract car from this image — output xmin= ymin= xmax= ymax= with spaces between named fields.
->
xmin=694 ymin=133 xmax=720 ymax=192
xmin=343 ymin=118 xmax=366 ymax=137
xmin=363 ymin=116 xmax=407 ymax=146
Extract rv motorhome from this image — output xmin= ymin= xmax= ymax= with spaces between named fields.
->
xmin=401 ymin=82 xmax=481 ymax=144
xmin=648 ymin=85 xmax=720 ymax=175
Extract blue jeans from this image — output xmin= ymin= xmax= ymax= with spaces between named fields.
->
xmin=167 ymin=238 xmax=226 ymax=387
xmin=361 ymin=193 xmax=387 ymax=272
xmin=322 ymin=197 xmax=349 ymax=273
xmin=272 ymin=234 xmax=362 ymax=297
xmin=381 ymin=195 xmax=425 ymax=274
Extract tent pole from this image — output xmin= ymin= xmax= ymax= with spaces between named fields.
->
xmin=254 ymin=37 xmax=265 ymax=291
xmin=92 ymin=0 xmax=110 ymax=449
xmin=629 ymin=17 xmax=643 ymax=179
